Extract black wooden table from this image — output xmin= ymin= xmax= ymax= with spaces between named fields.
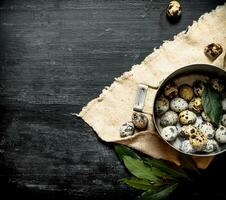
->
xmin=0 ymin=0 xmax=226 ymax=199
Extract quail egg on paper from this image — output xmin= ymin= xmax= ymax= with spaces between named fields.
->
xmin=120 ymin=122 xmax=135 ymax=137
xmin=132 ymin=112 xmax=148 ymax=131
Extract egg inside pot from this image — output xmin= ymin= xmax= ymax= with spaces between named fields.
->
xmin=153 ymin=64 xmax=226 ymax=156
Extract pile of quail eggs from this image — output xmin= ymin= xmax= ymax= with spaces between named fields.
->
xmin=155 ymin=76 xmax=226 ymax=154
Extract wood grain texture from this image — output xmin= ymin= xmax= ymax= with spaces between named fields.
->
xmin=0 ymin=0 xmax=226 ymax=199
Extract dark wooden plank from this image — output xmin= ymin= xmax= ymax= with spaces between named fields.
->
xmin=0 ymin=0 xmax=226 ymax=199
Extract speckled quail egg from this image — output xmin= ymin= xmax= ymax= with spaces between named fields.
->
xmin=179 ymin=84 xmax=194 ymax=101
xmin=222 ymin=98 xmax=226 ymax=111
xmin=201 ymin=111 xmax=211 ymax=122
xmin=180 ymin=125 xmax=197 ymax=138
xmin=175 ymin=122 xmax=182 ymax=132
xmin=171 ymin=137 xmax=182 ymax=149
xmin=222 ymin=114 xmax=226 ymax=127
xmin=203 ymin=139 xmax=219 ymax=153
xmin=180 ymin=140 xmax=196 ymax=154
xmin=160 ymin=111 xmax=178 ymax=127
xmin=198 ymin=122 xmax=215 ymax=139
xmin=120 ymin=122 xmax=135 ymax=137
xmin=160 ymin=126 xmax=179 ymax=142
xmin=193 ymin=116 xmax=204 ymax=128
xmin=164 ymin=82 xmax=178 ymax=99
xmin=188 ymin=98 xmax=203 ymax=113
xmin=215 ymin=125 xmax=226 ymax=143
xmin=179 ymin=110 xmax=197 ymax=125
xmin=155 ymin=96 xmax=170 ymax=116
xmin=193 ymin=80 xmax=205 ymax=97
xmin=132 ymin=112 xmax=148 ymax=131
xmin=211 ymin=78 xmax=224 ymax=92
xmin=204 ymin=43 xmax=223 ymax=61
xmin=166 ymin=1 xmax=182 ymax=20
xmin=170 ymin=97 xmax=188 ymax=113
xmin=189 ymin=131 xmax=208 ymax=151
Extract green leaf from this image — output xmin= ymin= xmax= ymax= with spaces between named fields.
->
xmin=115 ymin=145 xmax=182 ymax=181
xmin=145 ymin=158 xmax=190 ymax=180
xmin=120 ymin=177 xmax=158 ymax=191
xmin=137 ymin=183 xmax=178 ymax=200
xmin=202 ymin=84 xmax=223 ymax=125
xmin=114 ymin=145 xmax=141 ymax=161
xmin=123 ymin=156 xmax=163 ymax=182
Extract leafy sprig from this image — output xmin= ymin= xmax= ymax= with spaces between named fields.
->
xmin=201 ymin=84 xmax=223 ymax=125
xmin=115 ymin=145 xmax=198 ymax=200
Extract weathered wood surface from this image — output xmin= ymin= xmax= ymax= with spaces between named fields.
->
xmin=0 ymin=0 xmax=226 ymax=199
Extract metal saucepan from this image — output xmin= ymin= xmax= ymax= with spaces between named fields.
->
xmin=153 ymin=64 xmax=226 ymax=156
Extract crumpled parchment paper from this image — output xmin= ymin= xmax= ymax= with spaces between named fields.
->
xmin=78 ymin=4 xmax=226 ymax=169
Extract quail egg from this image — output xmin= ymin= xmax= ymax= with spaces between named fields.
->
xmin=160 ymin=126 xmax=179 ymax=141
xmin=132 ymin=112 xmax=148 ymax=131
xmin=180 ymin=140 xmax=196 ymax=154
xmin=188 ymin=97 xmax=203 ymax=113
xmin=189 ymin=131 xmax=208 ymax=151
xmin=171 ymin=137 xmax=182 ymax=149
xmin=120 ymin=122 xmax=135 ymax=137
xmin=193 ymin=116 xmax=204 ymax=128
xmin=201 ymin=111 xmax=211 ymax=122
xmin=166 ymin=0 xmax=182 ymax=20
xmin=160 ymin=111 xmax=178 ymax=127
xmin=179 ymin=84 xmax=194 ymax=101
xmin=198 ymin=122 xmax=215 ymax=139
xmin=155 ymin=96 xmax=170 ymax=116
xmin=180 ymin=125 xmax=197 ymax=138
xmin=215 ymin=125 xmax=226 ymax=143
xmin=222 ymin=98 xmax=226 ymax=111
xmin=222 ymin=114 xmax=226 ymax=127
xmin=193 ymin=80 xmax=205 ymax=97
xmin=203 ymin=139 xmax=219 ymax=153
xmin=170 ymin=97 xmax=188 ymax=113
xmin=164 ymin=82 xmax=178 ymax=99
xmin=179 ymin=110 xmax=197 ymax=125
xmin=204 ymin=43 xmax=223 ymax=61
xmin=211 ymin=78 xmax=224 ymax=92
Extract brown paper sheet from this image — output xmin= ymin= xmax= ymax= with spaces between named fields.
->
xmin=78 ymin=4 xmax=226 ymax=169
